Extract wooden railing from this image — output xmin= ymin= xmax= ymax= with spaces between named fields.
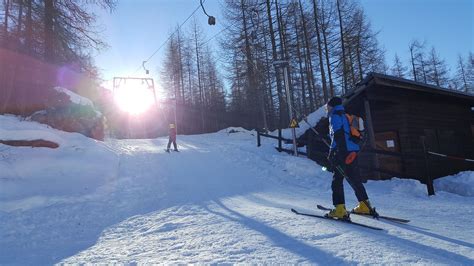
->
xmin=257 ymin=130 xmax=308 ymax=157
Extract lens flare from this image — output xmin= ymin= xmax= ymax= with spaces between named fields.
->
xmin=114 ymin=85 xmax=155 ymax=114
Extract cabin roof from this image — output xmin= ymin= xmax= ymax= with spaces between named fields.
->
xmin=344 ymin=72 xmax=474 ymax=104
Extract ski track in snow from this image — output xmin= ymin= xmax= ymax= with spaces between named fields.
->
xmin=1 ymin=129 xmax=473 ymax=264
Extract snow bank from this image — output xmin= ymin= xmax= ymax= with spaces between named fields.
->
xmin=217 ymin=127 xmax=249 ymax=134
xmin=366 ymin=177 xmax=429 ymax=198
xmin=0 ymin=115 xmax=118 ymax=211
xmin=0 ymin=114 xmax=64 ymax=144
xmin=434 ymin=171 xmax=474 ymax=197
xmin=277 ymin=105 xmax=327 ymax=139
xmin=361 ymin=172 xmax=474 ymax=198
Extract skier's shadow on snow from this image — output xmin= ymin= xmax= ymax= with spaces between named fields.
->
xmin=222 ymin=195 xmax=474 ymax=264
xmin=381 ymin=218 xmax=474 ymax=249
xmin=203 ymin=199 xmax=347 ymax=263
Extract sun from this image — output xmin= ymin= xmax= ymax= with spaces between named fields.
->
xmin=114 ymin=83 xmax=156 ymax=114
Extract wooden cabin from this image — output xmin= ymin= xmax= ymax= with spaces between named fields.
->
xmin=299 ymin=72 xmax=474 ymax=192
xmin=341 ymin=73 xmax=474 ymax=183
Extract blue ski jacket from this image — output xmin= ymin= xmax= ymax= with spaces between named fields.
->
xmin=329 ymin=105 xmax=360 ymax=154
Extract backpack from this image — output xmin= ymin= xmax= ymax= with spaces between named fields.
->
xmin=345 ymin=114 xmax=365 ymax=144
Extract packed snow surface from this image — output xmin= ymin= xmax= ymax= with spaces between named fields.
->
xmin=0 ymin=115 xmax=473 ymax=264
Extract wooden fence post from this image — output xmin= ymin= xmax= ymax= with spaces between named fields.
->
xmin=278 ymin=129 xmax=282 ymax=151
xmin=421 ymin=136 xmax=435 ymax=196
xmin=257 ymin=131 xmax=261 ymax=147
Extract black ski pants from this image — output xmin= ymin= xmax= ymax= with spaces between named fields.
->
xmin=332 ymin=157 xmax=369 ymax=206
xmin=167 ymin=138 xmax=177 ymax=150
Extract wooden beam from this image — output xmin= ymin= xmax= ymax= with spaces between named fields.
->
xmin=0 ymin=139 xmax=59 ymax=148
xmin=364 ymin=98 xmax=381 ymax=179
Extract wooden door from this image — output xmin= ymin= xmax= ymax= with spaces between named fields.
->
xmin=374 ymin=131 xmax=403 ymax=177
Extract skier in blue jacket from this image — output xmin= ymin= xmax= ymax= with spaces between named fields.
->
xmin=325 ymin=96 xmax=374 ymax=219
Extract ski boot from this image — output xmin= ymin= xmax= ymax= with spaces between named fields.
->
xmin=352 ymin=200 xmax=378 ymax=218
xmin=325 ymin=204 xmax=350 ymax=220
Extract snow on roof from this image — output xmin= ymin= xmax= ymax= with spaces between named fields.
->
xmin=277 ymin=105 xmax=327 ymax=139
xmin=345 ymin=72 xmax=474 ymax=102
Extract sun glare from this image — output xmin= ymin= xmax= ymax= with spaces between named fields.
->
xmin=114 ymin=84 xmax=156 ymax=114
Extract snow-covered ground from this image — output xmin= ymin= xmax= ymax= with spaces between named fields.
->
xmin=0 ymin=116 xmax=473 ymax=264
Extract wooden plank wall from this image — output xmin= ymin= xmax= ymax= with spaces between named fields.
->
xmin=367 ymin=85 xmax=474 ymax=179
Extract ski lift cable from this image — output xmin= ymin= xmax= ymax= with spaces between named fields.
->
xmin=135 ymin=1 xmax=205 ymax=74
xmin=202 ymin=22 xmax=236 ymax=46
xmin=200 ymin=0 xmax=212 ymax=17
xmin=136 ymin=0 xmax=292 ymax=75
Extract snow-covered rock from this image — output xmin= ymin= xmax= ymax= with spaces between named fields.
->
xmin=53 ymin=87 xmax=95 ymax=108
xmin=29 ymin=87 xmax=105 ymax=140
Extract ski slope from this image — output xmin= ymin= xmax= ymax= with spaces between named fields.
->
xmin=0 ymin=116 xmax=473 ymax=264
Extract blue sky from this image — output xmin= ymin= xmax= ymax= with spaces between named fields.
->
xmin=94 ymin=0 xmax=473 ymax=88
xmin=360 ymin=0 xmax=473 ymax=72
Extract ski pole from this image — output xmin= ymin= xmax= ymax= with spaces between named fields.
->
xmin=287 ymin=103 xmax=352 ymax=180
xmin=284 ymin=99 xmax=355 ymax=181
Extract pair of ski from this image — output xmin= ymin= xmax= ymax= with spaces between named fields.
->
xmin=291 ymin=205 xmax=409 ymax=231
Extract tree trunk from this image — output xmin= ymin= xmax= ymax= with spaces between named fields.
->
xmin=293 ymin=12 xmax=307 ymax=114
xmin=25 ymin=0 xmax=32 ymax=52
xmin=311 ymin=0 xmax=329 ymax=103
xmin=193 ymin=24 xmax=205 ymax=132
xmin=266 ymin=0 xmax=285 ymax=128
xmin=420 ymin=55 xmax=427 ymax=83
xmin=336 ymin=0 xmax=348 ymax=93
xmin=262 ymin=24 xmax=276 ymax=128
xmin=356 ymin=40 xmax=363 ymax=81
xmin=276 ymin=1 xmax=295 ymax=118
xmin=17 ymin=0 xmax=24 ymax=40
xmin=44 ymin=0 xmax=55 ymax=62
xmin=320 ymin=3 xmax=335 ymax=97
xmin=3 ymin=0 xmax=10 ymax=45
xmin=433 ymin=62 xmax=440 ymax=86
xmin=240 ymin=0 xmax=258 ymax=129
xmin=297 ymin=0 xmax=316 ymax=109
xmin=177 ymin=29 xmax=185 ymax=105
xmin=409 ymin=43 xmax=417 ymax=81
xmin=348 ymin=44 xmax=356 ymax=86
xmin=458 ymin=56 xmax=468 ymax=92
